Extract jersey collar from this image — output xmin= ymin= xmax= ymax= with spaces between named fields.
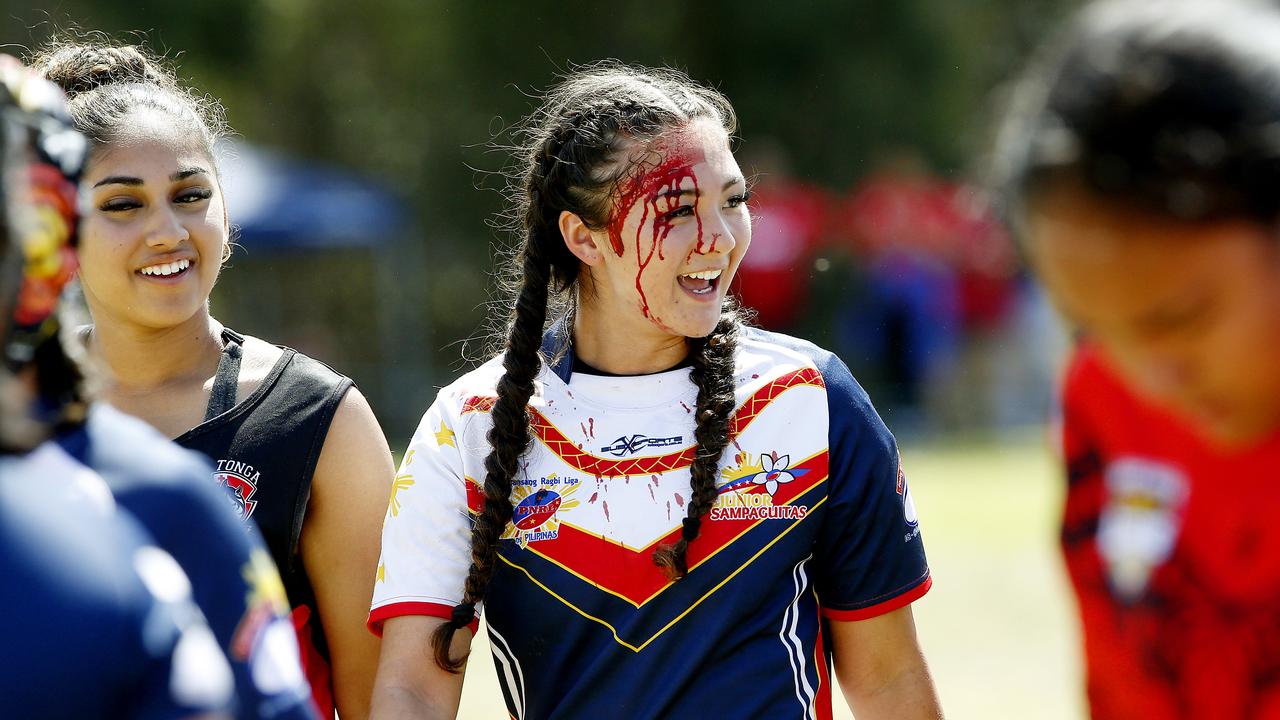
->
xmin=540 ymin=318 xmax=574 ymax=384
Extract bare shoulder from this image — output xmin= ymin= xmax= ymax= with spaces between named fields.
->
xmin=319 ymin=386 xmax=392 ymax=469
xmin=236 ymin=334 xmax=287 ymax=397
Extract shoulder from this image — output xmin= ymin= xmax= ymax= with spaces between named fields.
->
xmin=1061 ymin=343 xmax=1148 ymax=423
xmin=737 ymin=326 xmax=851 ymax=387
xmin=1063 ymin=344 xmax=1125 ymax=401
xmin=427 ymin=355 xmax=507 ymax=415
xmin=736 ymin=327 xmax=892 ymax=449
xmin=239 ymin=332 xmax=351 ymax=393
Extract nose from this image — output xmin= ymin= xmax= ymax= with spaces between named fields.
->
xmin=697 ymin=212 xmax=740 ymax=257
xmin=144 ymin=206 xmax=189 ymax=249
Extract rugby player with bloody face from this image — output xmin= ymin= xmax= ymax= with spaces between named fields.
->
xmin=369 ymin=64 xmax=942 ymax=720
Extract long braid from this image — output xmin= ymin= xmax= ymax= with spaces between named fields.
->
xmin=430 ymin=204 xmax=554 ymax=672
xmin=652 ymin=313 xmax=740 ymax=579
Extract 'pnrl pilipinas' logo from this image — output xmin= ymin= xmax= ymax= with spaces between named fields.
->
xmin=215 ymin=459 xmax=261 ymax=523
xmin=601 ymin=434 xmax=683 ymax=457
xmin=502 ymin=475 xmax=583 ymax=547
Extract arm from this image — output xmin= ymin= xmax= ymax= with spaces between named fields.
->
xmin=303 ymin=388 xmax=396 ymax=719
xmin=829 ymin=606 xmax=943 ymax=719
xmin=369 ymin=616 xmax=469 ymax=720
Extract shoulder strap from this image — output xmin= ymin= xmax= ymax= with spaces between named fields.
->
xmin=203 ymin=328 xmax=244 ymax=422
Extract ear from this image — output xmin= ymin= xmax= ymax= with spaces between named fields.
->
xmin=559 ymin=210 xmax=605 ymax=266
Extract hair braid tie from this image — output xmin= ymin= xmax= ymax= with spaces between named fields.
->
xmin=680 ymin=517 xmax=702 ymax=542
xmin=450 ymin=602 xmax=477 ymax=628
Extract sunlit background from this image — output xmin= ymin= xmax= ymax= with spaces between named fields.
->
xmin=5 ymin=1 xmax=1087 ymax=716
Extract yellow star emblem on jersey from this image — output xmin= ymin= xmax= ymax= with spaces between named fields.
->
xmin=376 ymin=562 xmax=386 ymax=583
xmin=433 ymin=421 xmax=456 ymax=448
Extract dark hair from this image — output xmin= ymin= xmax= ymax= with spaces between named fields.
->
xmin=30 ymin=39 xmax=228 ymax=164
xmin=433 ymin=62 xmax=742 ymax=671
xmin=994 ymin=0 xmax=1280 ymax=233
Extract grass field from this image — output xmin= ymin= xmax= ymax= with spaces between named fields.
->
xmin=456 ymin=431 xmax=1085 ymax=719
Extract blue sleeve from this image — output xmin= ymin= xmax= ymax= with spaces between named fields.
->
xmin=69 ymin=409 xmax=318 ymax=720
xmin=0 ymin=470 xmax=234 ymax=719
xmin=798 ymin=342 xmax=932 ymax=619
xmin=125 ymin=545 xmax=237 ymax=720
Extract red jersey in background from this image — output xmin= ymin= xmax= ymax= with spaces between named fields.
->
xmin=1061 ymin=346 xmax=1280 ymax=719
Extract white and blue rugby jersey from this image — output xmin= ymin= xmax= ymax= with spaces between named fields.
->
xmin=371 ymin=328 xmax=930 ymax=720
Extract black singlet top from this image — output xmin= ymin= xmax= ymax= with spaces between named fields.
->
xmin=174 ymin=327 xmax=352 ymax=716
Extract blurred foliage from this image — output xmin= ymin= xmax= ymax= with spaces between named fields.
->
xmin=2 ymin=0 xmax=1077 ymax=437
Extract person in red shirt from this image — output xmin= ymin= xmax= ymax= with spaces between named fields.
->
xmin=996 ymin=0 xmax=1280 ymax=716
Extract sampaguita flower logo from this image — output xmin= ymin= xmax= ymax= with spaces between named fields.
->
xmin=750 ymin=452 xmax=799 ymax=497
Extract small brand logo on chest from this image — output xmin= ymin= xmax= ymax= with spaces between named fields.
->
xmin=600 ymin=434 xmax=684 ymax=457
xmin=214 ymin=459 xmax=261 ymax=523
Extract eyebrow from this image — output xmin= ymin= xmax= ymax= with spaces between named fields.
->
xmin=654 ymin=176 xmax=746 ymax=200
xmin=92 ymin=167 xmax=209 ymax=188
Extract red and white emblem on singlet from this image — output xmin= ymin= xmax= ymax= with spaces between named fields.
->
xmin=214 ymin=459 xmax=261 ymax=523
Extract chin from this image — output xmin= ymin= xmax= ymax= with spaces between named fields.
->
xmin=1192 ymin=410 xmax=1278 ymax=450
xmin=681 ymin=314 xmax=723 ymax=339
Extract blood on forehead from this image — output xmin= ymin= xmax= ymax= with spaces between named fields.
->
xmin=605 ymin=140 xmax=705 ymax=258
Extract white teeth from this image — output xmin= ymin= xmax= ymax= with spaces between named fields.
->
xmin=140 ymin=259 xmax=191 ymax=277
xmin=681 ymin=269 xmax=722 ymax=280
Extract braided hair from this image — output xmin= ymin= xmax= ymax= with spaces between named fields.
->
xmin=432 ymin=62 xmax=743 ymax=671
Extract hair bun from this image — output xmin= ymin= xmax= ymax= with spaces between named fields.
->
xmin=36 ymin=44 xmax=168 ymax=97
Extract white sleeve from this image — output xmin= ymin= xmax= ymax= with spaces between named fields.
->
xmin=368 ymin=393 xmax=478 ymax=634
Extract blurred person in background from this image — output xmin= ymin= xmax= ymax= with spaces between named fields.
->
xmin=997 ymin=0 xmax=1280 ymax=716
xmin=368 ymin=63 xmax=941 ymax=720
xmin=0 ymin=56 xmax=278 ymax=720
xmin=732 ymin=138 xmax=832 ymax=332
xmin=30 ymin=39 xmax=394 ymax=718
xmin=832 ymin=152 xmax=962 ymax=426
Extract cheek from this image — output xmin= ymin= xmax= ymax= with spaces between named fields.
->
xmin=1212 ymin=290 xmax=1280 ymax=382
xmin=76 ymin=227 xmax=125 ymax=286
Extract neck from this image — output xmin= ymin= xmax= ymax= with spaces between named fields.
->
xmin=88 ymin=308 xmax=223 ymax=394
xmin=572 ymin=303 xmax=689 ymax=375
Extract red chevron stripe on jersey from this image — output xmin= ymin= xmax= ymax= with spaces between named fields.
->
xmin=468 ymin=451 xmax=829 ymax=606
xmin=459 ymin=367 xmax=824 ymax=478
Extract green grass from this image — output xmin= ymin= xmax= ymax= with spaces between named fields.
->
xmin=458 ymin=432 xmax=1085 ymax=719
